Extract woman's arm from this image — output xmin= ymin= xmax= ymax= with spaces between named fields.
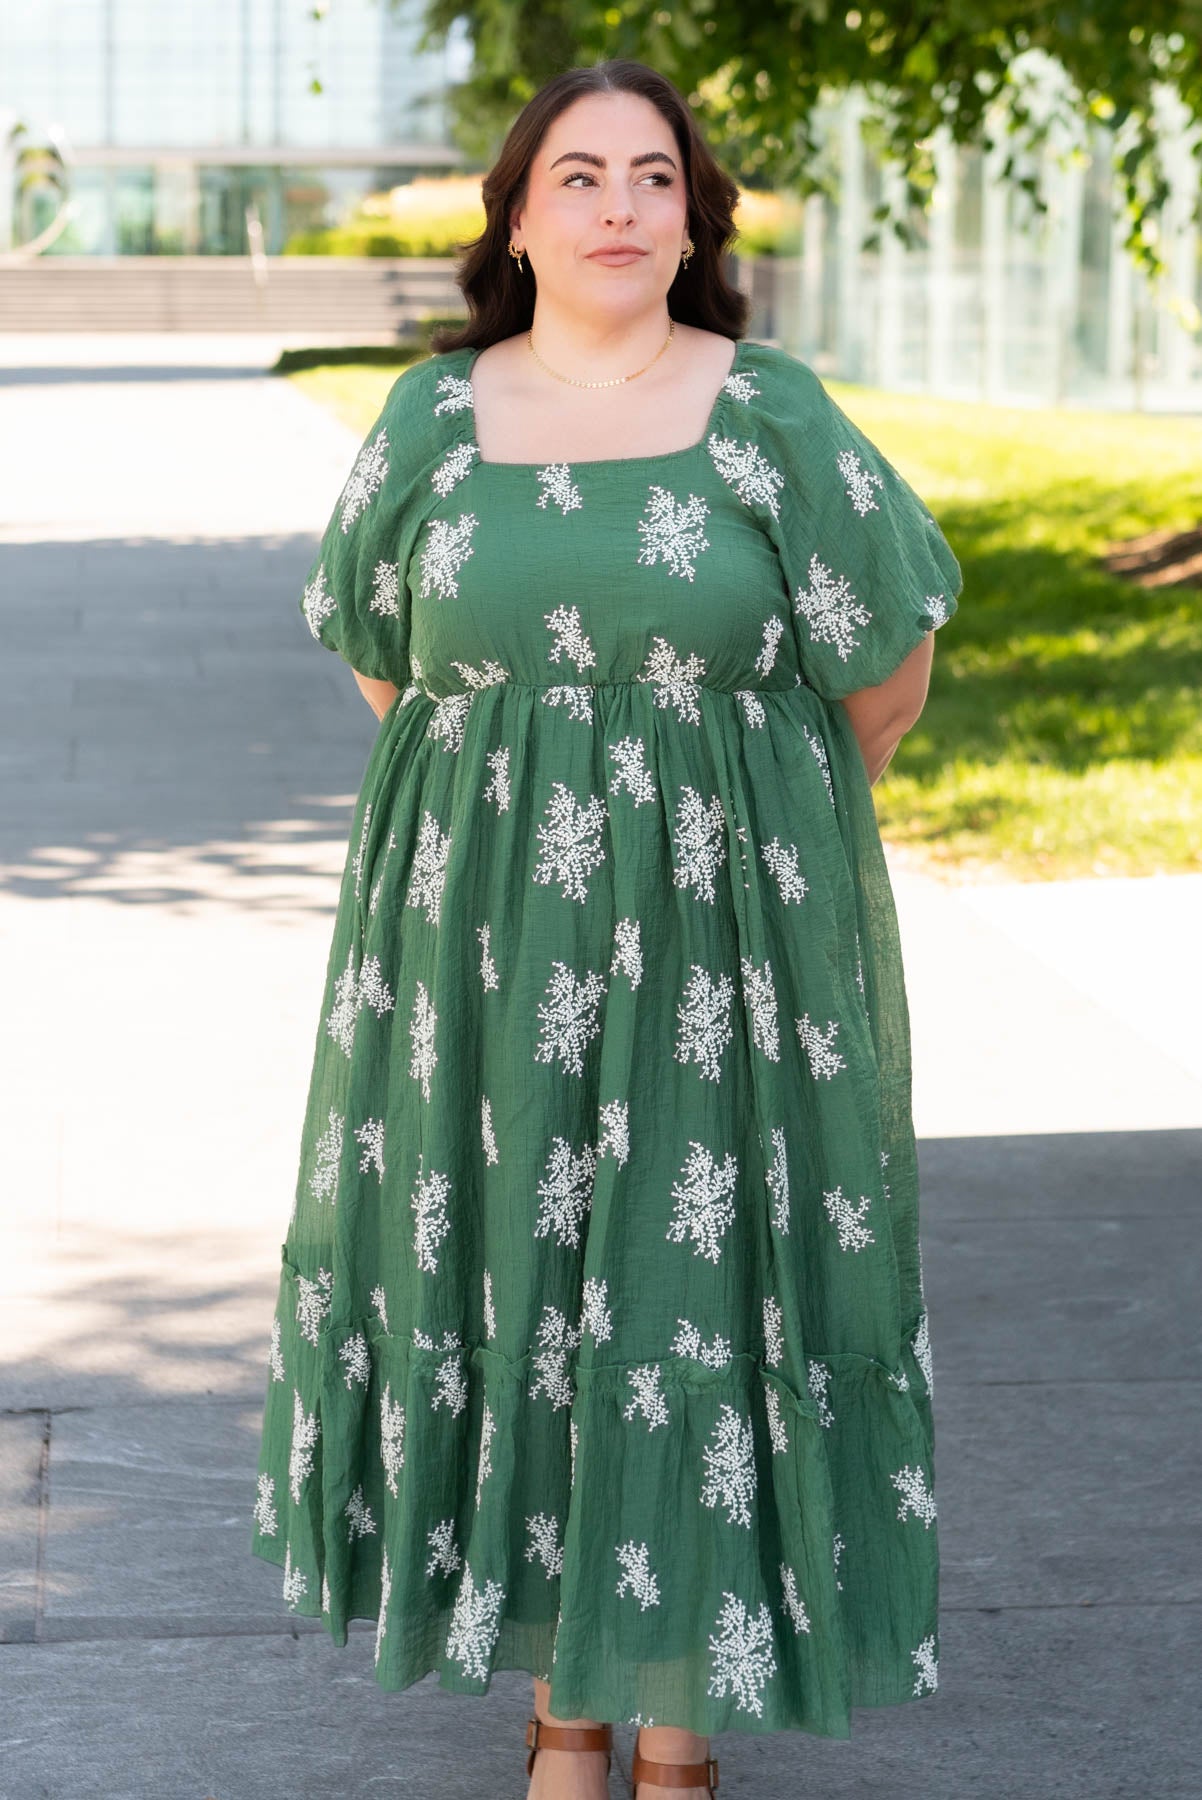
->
xmin=352 ymin=670 xmax=401 ymax=721
xmin=838 ymin=631 xmax=934 ymax=786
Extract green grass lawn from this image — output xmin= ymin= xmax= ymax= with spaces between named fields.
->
xmin=286 ymin=356 xmax=1202 ymax=884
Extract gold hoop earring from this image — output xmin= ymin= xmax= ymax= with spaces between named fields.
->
xmin=508 ymin=240 xmax=525 ymax=274
xmin=680 ymin=236 xmax=695 ymax=266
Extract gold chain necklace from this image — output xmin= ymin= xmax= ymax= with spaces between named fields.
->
xmin=526 ymin=318 xmax=676 ymax=388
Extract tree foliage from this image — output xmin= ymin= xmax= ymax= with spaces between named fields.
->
xmin=397 ymin=0 xmax=1201 ymax=289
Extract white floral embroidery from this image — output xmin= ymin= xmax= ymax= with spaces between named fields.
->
xmin=671 ymin=1318 xmax=733 ymax=1369
xmin=339 ymin=427 xmax=388 ymax=531
xmin=740 ymin=957 xmax=781 ymax=1062
xmin=832 ymin=1530 xmax=845 ymax=1591
xmin=534 ymin=960 xmax=607 ymax=1078
xmin=615 ymin=1540 xmax=661 ymax=1609
xmin=780 ymin=1564 xmax=812 ymax=1634
xmin=426 ymin=1517 xmax=464 ymax=1578
xmin=408 ymin=979 xmax=438 ymax=1102
xmin=339 ymin=1331 xmax=371 ymax=1390
xmin=475 ymin=1399 xmax=496 ymax=1505
xmin=763 ymin=1124 xmax=790 ymax=1234
xmin=374 ymin=1544 xmax=392 ymax=1665
xmin=295 ymin=1267 xmax=333 ymax=1345
xmin=268 ymin=1316 xmax=285 ymax=1381
xmin=369 ymin=829 xmax=398 ymax=915
xmin=666 ymin=1139 xmax=738 ymax=1264
xmin=419 ymin=513 xmax=478 ymax=601
xmin=760 ymin=835 xmax=808 ymax=905
xmin=302 ymin=563 xmax=337 ymax=638
xmin=796 ymin=1012 xmax=846 ymax=1080
xmin=755 ymin=613 xmax=785 ymax=678
xmin=913 ymin=1308 xmax=934 ymax=1395
xmin=421 ymin=1333 xmax=468 ymax=1415
xmin=532 ymin=780 xmax=608 ymax=904
xmin=528 ymin=1303 xmax=582 ymax=1410
xmin=610 ymin=917 xmax=643 ymax=988
xmin=837 ymin=447 xmax=886 ymax=516
xmin=794 ymin=553 xmax=873 ymax=662
xmin=801 ymin=723 xmax=835 ymax=805
xmin=536 ymin=464 xmax=583 ymax=514
xmin=380 ymin=1380 xmax=405 ymax=1496
xmin=722 ymin=368 xmax=761 ymax=403
xmin=762 ymin=1296 xmax=784 ymax=1366
xmin=426 ymin=691 xmax=473 ymax=754
xmin=808 ymin=1358 xmax=835 ymax=1427
xmin=636 ymin=485 xmax=711 ymax=580
xmin=925 ymin=592 xmax=951 ymax=627
xmin=891 ymin=1463 xmax=937 ymax=1528
xmin=450 ymin=657 xmax=510 ymax=691
xmin=345 ymin=1483 xmax=376 ymax=1540
xmin=623 ymin=1363 xmax=670 ymax=1430
xmin=432 ymin=440 xmax=480 ymax=496
xmin=596 ymin=1097 xmax=630 ymax=1165
xmin=288 ymin=1387 xmax=321 ymax=1503
xmin=637 ymin=636 xmax=707 ymax=722
xmin=411 ymin=1151 xmax=453 ymax=1273
xmin=707 ymin=1590 xmax=777 ymax=1717
xmin=700 ymin=1404 xmax=757 ymax=1527
xmin=581 ymin=1275 xmax=614 ymax=1343
xmin=405 ymin=809 xmax=452 ymax=926
xmin=671 ymin=786 xmax=728 ymax=904
xmin=446 ymin=1562 xmax=506 ymax=1681
xmin=524 ymin=1511 xmax=565 ymax=1577
xmin=326 ymin=944 xmax=395 ymax=1057
xmin=252 ymin=1471 xmax=278 ymax=1536
xmin=736 ymin=689 xmax=767 ymax=728
xmin=433 ymin=372 xmax=474 ymax=415
xmin=545 ymin=603 xmax=595 ymax=672
xmin=763 ymin=1383 xmax=790 ymax=1454
xmin=308 ymin=1107 xmax=344 ymax=1203
xmin=674 ymin=963 xmax=735 ymax=1083
xmin=478 ymin=922 xmax=500 ymax=991
xmin=480 ymin=1092 xmax=499 ymax=1164
xmin=541 ymin=682 xmax=595 ymax=721
xmin=707 ymin=434 xmax=784 ymax=518
xmin=282 ymin=1540 xmax=308 ymax=1609
xmin=354 ymin=1117 xmax=386 ymax=1179
xmin=534 ymin=1134 xmax=598 ymax=1248
xmin=371 ymin=1283 xmax=390 ymax=1331
xmin=912 ymin=1633 xmax=939 ymax=1695
xmin=607 ymin=734 xmax=657 ymax=805
xmin=370 ymin=559 xmax=400 ymax=617
xmin=823 ymin=1184 xmax=876 ymax=1252
xmin=483 ymin=744 xmax=512 ymax=812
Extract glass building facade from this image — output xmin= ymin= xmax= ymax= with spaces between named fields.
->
xmin=0 ymin=0 xmax=471 ymax=255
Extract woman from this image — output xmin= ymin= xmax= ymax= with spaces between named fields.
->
xmin=250 ymin=57 xmax=960 ymax=1800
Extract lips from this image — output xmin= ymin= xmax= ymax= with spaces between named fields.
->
xmin=588 ymin=248 xmax=646 ymax=260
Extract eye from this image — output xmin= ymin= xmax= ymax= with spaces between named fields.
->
xmin=561 ymin=171 xmax=672 ymax=187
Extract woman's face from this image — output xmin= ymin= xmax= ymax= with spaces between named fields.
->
xmin=510 ymin=90 xmax=690 ymax=317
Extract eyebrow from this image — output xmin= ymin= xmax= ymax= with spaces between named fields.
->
xmin=547 ymin=150 xmax=677 ymax=172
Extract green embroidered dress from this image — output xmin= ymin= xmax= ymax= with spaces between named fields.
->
xmin=249 ymin=336 xmax=963 ymax=1738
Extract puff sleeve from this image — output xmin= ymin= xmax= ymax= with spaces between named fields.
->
xmin=760 ymin=356 xmax=964 ymax=703
xmin=298 ymin=364 xmax=434 ymax=690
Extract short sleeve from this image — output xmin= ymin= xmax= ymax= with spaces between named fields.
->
xmin=761 ymin=355 xmax=964 ymax=703
xmin=298 ymin=366 xmax=433 ymax=689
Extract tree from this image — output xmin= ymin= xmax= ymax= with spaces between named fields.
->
xmin=396 ymin=1 xmax=1202 ymax=289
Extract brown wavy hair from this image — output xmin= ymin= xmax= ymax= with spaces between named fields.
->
xmin=428 ymin=59 xmax=750 ymax=355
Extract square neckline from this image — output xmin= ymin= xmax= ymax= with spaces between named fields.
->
xmin=461 ymin=334 xmax=744 ymax=470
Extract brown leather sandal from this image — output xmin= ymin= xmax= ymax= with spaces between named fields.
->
xmin=632 ymin=1736 xmax=720 ymax=1795
xmin=524 ymin=1715 xmax=614 ymax=1780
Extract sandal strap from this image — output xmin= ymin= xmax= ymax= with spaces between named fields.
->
xmin=632 ymin=1746 xmax=720 ymax=1792
xmin=525 ymin=1716 xmax=614 ymax=1777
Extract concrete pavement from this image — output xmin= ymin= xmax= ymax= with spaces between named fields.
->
xmin=0 ymin=333 xmax=1198 ymax=1800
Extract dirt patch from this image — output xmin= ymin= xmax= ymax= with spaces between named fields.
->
xmin=1098 ymin=522 xmax=1202 ymax=588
